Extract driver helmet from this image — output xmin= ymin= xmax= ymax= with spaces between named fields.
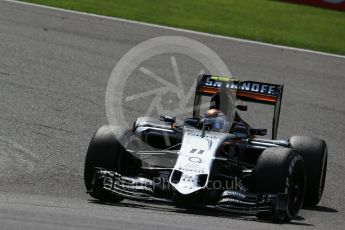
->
xmin=206 ymin=108 xmax=227 ymax=131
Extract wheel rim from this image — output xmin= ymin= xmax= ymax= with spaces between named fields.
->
xmin=318 ymin=149 xmax=328 ymax=200
xmin=287 ymin=162 xmax=305 ymax=216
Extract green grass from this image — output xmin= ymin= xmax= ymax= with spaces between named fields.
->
xmin=20 ymin=0 xmax=345 ymax=55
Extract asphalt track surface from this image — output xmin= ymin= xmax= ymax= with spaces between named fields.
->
xmin=0 ymin=1 xmax=345 ymax=229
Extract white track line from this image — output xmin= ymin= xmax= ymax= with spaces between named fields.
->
xmin=3 ymin=0 xmax=345 ymax=59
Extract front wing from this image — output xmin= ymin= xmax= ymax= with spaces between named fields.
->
xmin=89 ymin=168 xmax=289 ymax=217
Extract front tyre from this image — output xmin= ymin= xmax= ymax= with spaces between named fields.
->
xmin=255 ymin=147 xmax=306 ymax=221
xmin=289 ymin=136 xmax=327 ymax=207
xmin=84 ymin=126 xmax=139 ymax=202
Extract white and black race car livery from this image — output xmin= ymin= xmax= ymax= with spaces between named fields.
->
xmin=84 ymin=74 xmax=328 ymax=222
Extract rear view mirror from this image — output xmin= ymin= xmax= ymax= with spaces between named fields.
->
xmin=250 ymin=128 xmax=267 ymax=136
xmin=236 ymin=105 xmax=248 ymax=111
xmin=159 ymin=115 xmax=176 ymax=124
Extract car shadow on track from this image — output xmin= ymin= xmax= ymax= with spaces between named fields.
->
xmin=303 ymin=206 xmax=338 ymax=213
xmin=88 ymin=199 xmax=314 ymax=226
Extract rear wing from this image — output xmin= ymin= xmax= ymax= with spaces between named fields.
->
xmin=194 ymin=74 xmax=284 ymax=139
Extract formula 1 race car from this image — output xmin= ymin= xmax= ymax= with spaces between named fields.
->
xmin=84 ymin=74 xmax=328 ymax=222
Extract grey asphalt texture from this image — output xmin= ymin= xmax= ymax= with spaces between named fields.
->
xmin=0 ymin=1 xmax=345 ymax=229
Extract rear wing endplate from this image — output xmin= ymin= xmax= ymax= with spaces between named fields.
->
xmin=195 ymin=75 xmax=284 ymax=139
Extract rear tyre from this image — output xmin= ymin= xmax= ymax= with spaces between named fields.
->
xmin=289 ymin=136 xmax=327 ymax=207
xmin=84 ymin=125 xmax=140 ymax=202
xmin=255 ymin=147 xmax=306 ymax=221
